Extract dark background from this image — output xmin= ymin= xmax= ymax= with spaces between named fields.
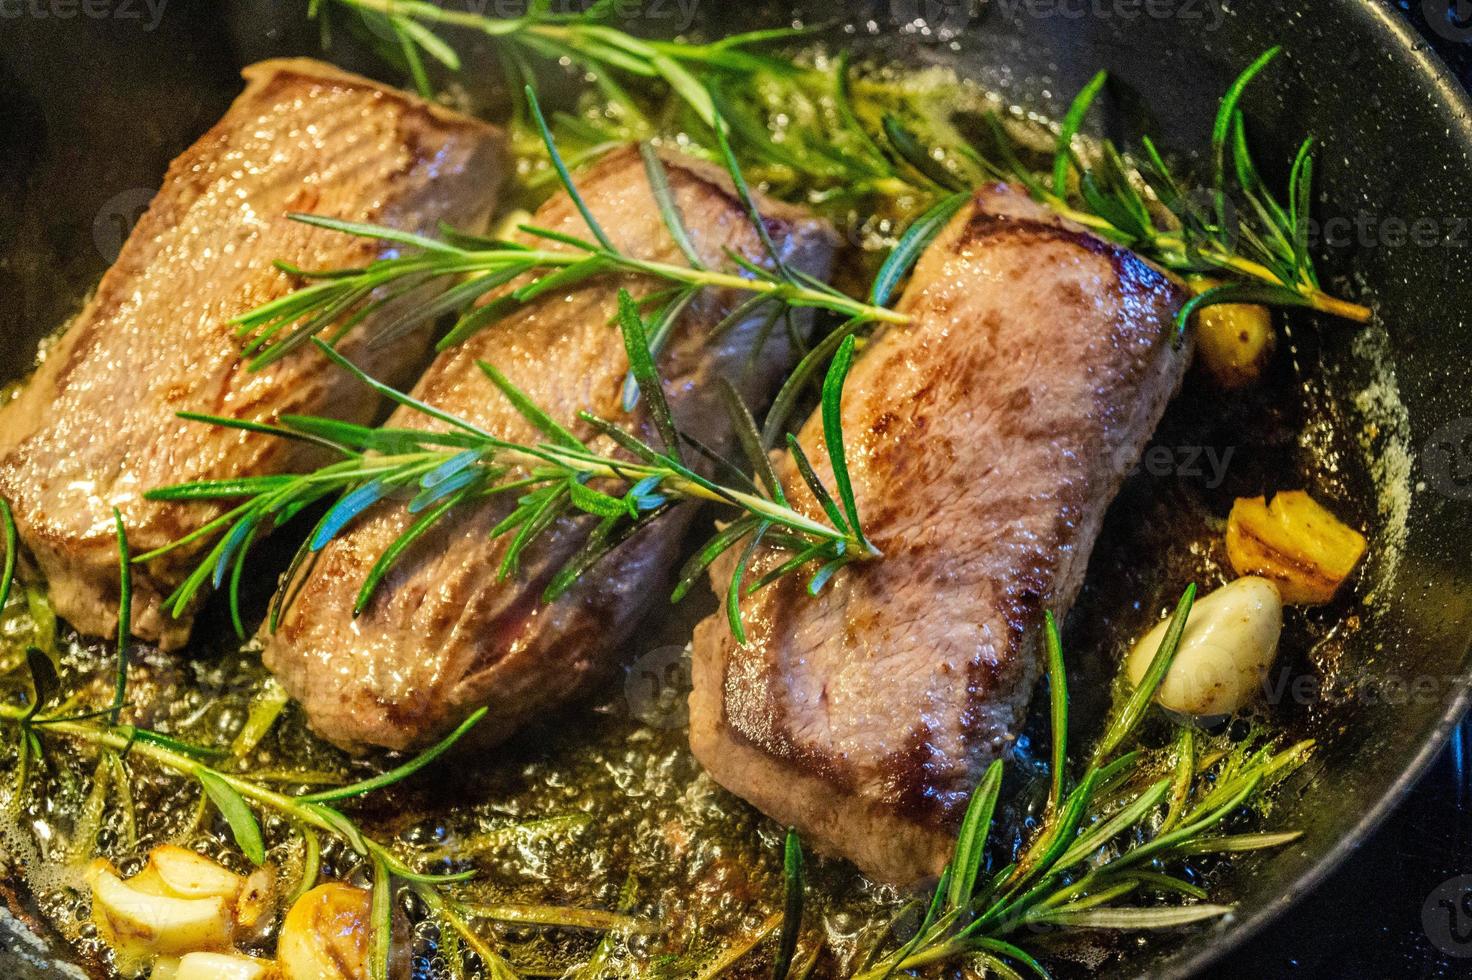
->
xmin=1204 ymin=9 xmax=1472 ymax=980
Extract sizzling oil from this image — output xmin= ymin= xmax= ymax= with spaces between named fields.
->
xmin=0 ymin=56 xmax=1410 ymax=980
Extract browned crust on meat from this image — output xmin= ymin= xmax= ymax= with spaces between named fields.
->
xmin=0 ymin=59 xmax=507 ymax=648
xmin=258 ymin=145 xmax=835 ymax=754
xmin=689 ymin=183 xmax=1190 ymax=884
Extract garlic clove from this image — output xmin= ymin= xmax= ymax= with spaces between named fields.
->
xmin=138 ymin=846 xmax=246 ymax=902
xmin=87 ymin=860 xmax=235 ymax=978
xmin=173 ymin=951 xmax=278 ymax=980
xmin=1226 ymin=491 xmax=1366 ymax=605
xmin=236 ymin=866 xmax=277 ymax=941
xmin=1127 ymin=576 xmax=1284 ymax=718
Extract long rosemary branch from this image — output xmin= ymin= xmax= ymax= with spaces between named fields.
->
xmin=234 ymin=89 xmax=897 ymax=373
xmin=146 ymin=297 xmax=876 ymax=642
xmin=237 ymin=219 xmax=900 ymax=370
xmin=312 ymin=0 xmax=1369 ymax=331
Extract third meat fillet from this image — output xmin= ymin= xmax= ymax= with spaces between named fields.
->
xmin=262 ymin=146 xmax=836 ymax=753
xmin=689 ymin=183 xmax=1192 ymax=885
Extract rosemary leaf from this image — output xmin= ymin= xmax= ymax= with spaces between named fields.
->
xmin=0 ymin=497 xmax=15 ymax=614
xmin=772 ymin=829 xmax=805 ymax=980
xmin=868 ymin=191 xmax=969 ymax=307
xmin=1029 ymin=905 xmax=1232 ymax=930
xmin=948 ymin=760 xmax=1003 ymax=909
xmin=819 ymin=335 xmax=866 ymax=550
xmin=110 ymin=511 xmax=131 ymax=725
xmin=1043 ymin=611 xmax=1068 ymax=817
xmin=298 ymin=707 xmax=487 ymax=803
xmin=1094 ymin=585 xmax=1196 ymax=764
xmin=1052 ymin=70 xmax=1109 ymax=198
xmin=198 ymin=770 xmax=267 ymax=865
xmin=616 ymin=290 xmax=681 ymax=459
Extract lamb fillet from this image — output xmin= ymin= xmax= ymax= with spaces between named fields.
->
xmin=261 ymin=146 xmax=836 ymax=753
xmin=0 ymin=59 xmax=506 ymax=649
xmin=689 ymin=183 xmax=1191 ymax=885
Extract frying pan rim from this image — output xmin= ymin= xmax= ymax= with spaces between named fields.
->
xmin=1154 ymin=2 xmax=1472 ymax=974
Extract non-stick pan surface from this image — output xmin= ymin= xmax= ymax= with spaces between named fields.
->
xmin=2 ymin=1 xmax=1471 ymax=976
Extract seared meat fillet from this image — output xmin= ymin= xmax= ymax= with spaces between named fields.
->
xmin=689 ymin=184 xmax=1190 ymax=885
xmin=261 ymin=146 xmax=836 ymax=753
xmin=0 ymin=59 xmax=506 ymax=649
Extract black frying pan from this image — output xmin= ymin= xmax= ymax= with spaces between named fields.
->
xmin=3 ymin=1 xmax=1472 ymax=976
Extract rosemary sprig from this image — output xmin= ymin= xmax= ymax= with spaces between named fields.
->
xmin=231 ymin=91 xmax=897 ymax=373
xmin=0 ymin=535 xmax=513 ymax=972
xmin=314 ymin=0 xmax=803 ymax=128
xmin=980 ymin=49 xmax=1370 ymax=333
xmin=315 ymin=0 xmax=949 ymax=209
xmin=0 ymin=525 xmax=655 ymax=978
xmin=0 ymin=688 xmax=545 ymax=977
xmin=849 ymin=595 xmax=1312 ymax=979
xmin=311 ymin=0 xmax=1368 ymax=331
xmin=145 ymin=292 xmax=876 ymax=639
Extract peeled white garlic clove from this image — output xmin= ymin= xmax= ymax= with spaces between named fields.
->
xmin=87 ymin=860 xmax=235 ymax=978
xmin=235 ymin=866 xmax=277 ymax=941
xmin=87 ymin=848 xmax=278 ymax=977
xmin=130 ymin=845 xmax=246 ymax=902
xmin=172 ymin=951 xmax=277 ymax=980
xmin=1126 ymin=576 xmax=1284 ymax=718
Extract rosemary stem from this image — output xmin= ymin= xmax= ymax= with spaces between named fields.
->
xmin=1301 ymin=289 xmax=1373 ymax=322
xmin=418 ymin=887 xmax=523 ymax=980
xmin=529 ymin=446 xmax=865 ymax=549
xmin=1148 ymin=235 xmax=1372 ymax=322
xmin=1041 ymin=198 xmax=1372 ymax=324
xmin=3 ymin=711 xmax=304 ymax=824
xmin=453 ymin=248 xmax=907 ymax=325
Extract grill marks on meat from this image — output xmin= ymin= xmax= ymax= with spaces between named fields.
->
xmin=260 ymin=146 xmax=836 ymax=753
xmin=0 ymin=59 xmax=507 ymax=649
xmin=688 ymin=184 xmax=1190 ymax=885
